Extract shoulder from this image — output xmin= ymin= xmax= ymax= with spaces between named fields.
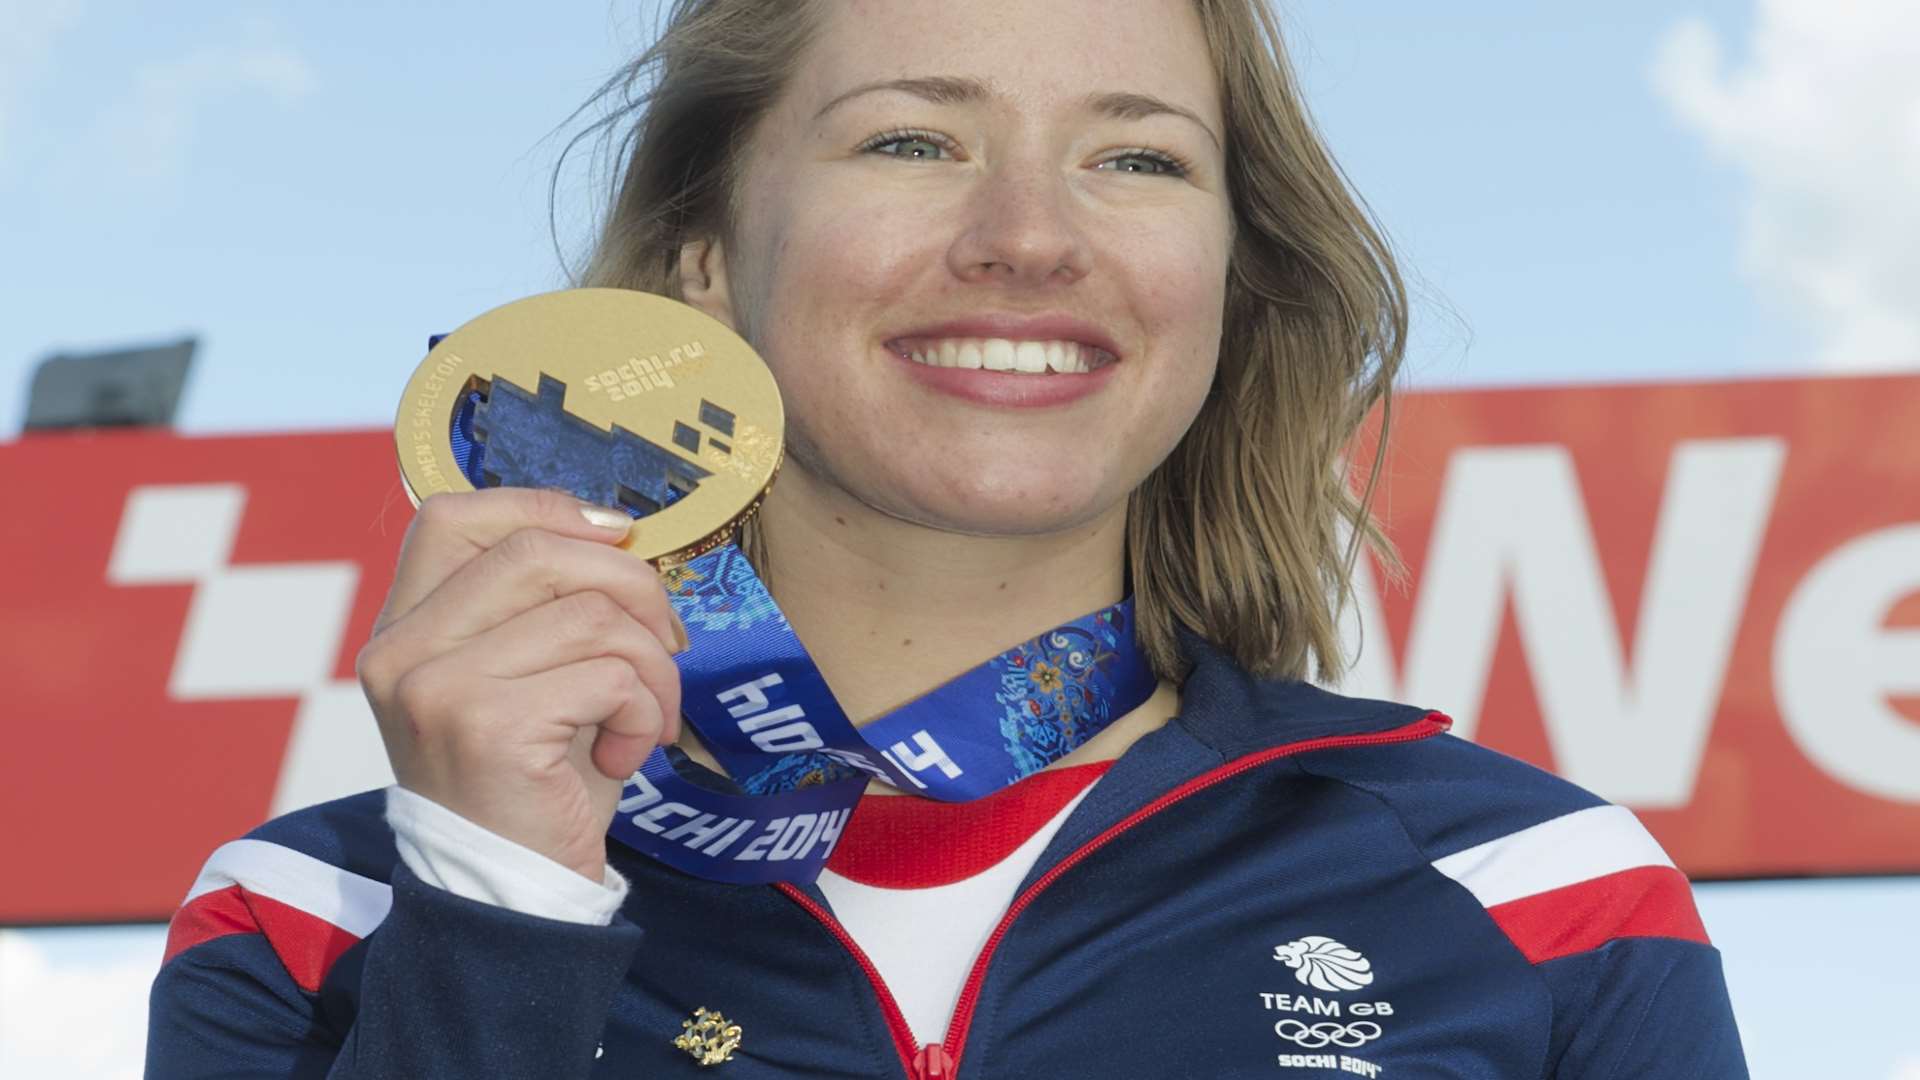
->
xmin=1293 ymin=731 xmax=1711 ymax=968
xmin=1289 ymin=729 xmax=1606 ymax=866
xmin=163 ymin=789 xmax=399 ymax=993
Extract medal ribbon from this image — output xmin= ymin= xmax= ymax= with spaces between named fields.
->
xmin=609 ymin=544 xmax=1155 ymax=883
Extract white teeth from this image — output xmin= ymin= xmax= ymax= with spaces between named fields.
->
xmin=902 ymin=337 xmax=1101 ymax=374
xmin=1045 ymin=342 xmax=1091 ymax=374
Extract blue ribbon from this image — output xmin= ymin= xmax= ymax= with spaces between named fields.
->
xmin=607 ymin=544 xmax=1156 ymax=884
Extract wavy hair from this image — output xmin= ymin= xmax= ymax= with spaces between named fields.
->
xmin=553 ymin=0 xmax=1406 ymax=683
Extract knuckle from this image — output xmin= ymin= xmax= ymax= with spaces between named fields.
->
xmin=605 ymin=659 xmax=645 ymax=696
xmin=412 ymin=491 xmax=465 ymax=531
xmin=580 ymin=658 xmax=641 ymax=708
xmin=354 ymin=639 xmax=387 ymax=689
xmin=390 ymin=667 xmax=444 ymax=726
xmin=560 ymin=590 xmax=625 ymax=638
xmin=498 ymin=526 xmax=556 ymax=572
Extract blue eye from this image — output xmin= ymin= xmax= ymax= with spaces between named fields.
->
xmin=1098 ymin=151 xmax=1187 ymax=177
xmin=864 ymin=131 xmax=951 ymax=161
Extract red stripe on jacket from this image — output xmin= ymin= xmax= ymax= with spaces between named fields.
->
xmin=1486 ymin=865 xmax=1709 ymax=965
xmin=164 ymin=884 xmax=366 ymax=992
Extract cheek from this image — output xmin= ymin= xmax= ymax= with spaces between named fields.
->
xmin=732 ymin=194 xmax=938 ymax=477
xmin=751 ymin=193 xmax=935 ymax=343
xmin=1124 ymin=210 xmax=1230 ymax=326
xmin=1118 ymin=216 xmax=1231 ymax=398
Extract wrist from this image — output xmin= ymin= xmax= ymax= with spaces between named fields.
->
xmin=386 ymin=786 xmax=629 ymax=925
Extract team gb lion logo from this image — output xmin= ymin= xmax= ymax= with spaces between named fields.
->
xmin=1272 ymin=936 xmax=1375 ymax=992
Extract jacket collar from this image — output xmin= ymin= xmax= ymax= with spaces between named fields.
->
xmin=1006 ymin=629 xmax=1433 ymax=895
xmin=1169 ymin=626 xmax=1430 ymax=760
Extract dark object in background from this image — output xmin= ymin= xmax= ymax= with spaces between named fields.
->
xmin=25 ymin=338 xmax=196 ymax=430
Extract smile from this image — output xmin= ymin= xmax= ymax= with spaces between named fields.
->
xmin=889 ymin=338 xmax=1115 ymax=375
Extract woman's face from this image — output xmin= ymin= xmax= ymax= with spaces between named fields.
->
xmin=692 ymin=0 xmax=1232 ymax=538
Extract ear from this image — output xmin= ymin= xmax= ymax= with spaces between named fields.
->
xmin=677 ymin=235 xmax=737 ymax=330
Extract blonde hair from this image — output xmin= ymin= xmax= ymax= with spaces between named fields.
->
xmin=556 ymin=0 xmax=1406 ymax=683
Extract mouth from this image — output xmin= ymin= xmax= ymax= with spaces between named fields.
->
xmin=887 ymin=336 xmax=1118 ymax=375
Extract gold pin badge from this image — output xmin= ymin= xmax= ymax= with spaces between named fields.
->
xmin=674 ymin=1007 xmax=742 ymax=1066
xmin=394 ymin=288 xmax=784 ymax=567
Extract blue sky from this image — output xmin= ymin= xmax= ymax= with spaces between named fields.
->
xmin=2 ymin=3 xmax=1917 ymax=1078
xmin=10 ymin=0 xmax=1910 ymax=438
xmin=1282 ymin=0 xmax=1785 ymax=387
xmin=0 ymin=0 xmax=644 ymax=433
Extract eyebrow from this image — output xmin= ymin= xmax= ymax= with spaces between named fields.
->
xmin=1085 ymin=91 xmax=1220 ymax=149
xmin=814 ymin=76 xmax=1221 ymax=149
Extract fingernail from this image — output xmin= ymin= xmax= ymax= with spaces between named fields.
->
xmin=579 ymin=505 xmax=632 ymax=532
xmin=670 ymin=608 xmax=690 ymax=654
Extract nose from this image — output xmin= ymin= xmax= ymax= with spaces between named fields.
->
xmin=946 ymin=159 xmax=1092 ymax=288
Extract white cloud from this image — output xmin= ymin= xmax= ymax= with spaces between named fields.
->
xmin=1893 ymin=1056 xmax=1920 ymax=1080
xmin=1653 ymin=0 xmax=1920 ymax=371
xmin=0 ymin=928 xmax=166 ymax=1080
xmin=100 ymin=18 xmax=318 ymax=185
xmin=0 ymin=0 xmax=86 ymax=166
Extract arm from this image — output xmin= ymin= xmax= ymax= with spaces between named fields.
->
xmin=146 ymin=859 xmax=644 ymax=1080
xmin=152 ymin=487 xmax=684 ymax=1076
xmin=1538 ymin=936 xmax=1748 ymax=1080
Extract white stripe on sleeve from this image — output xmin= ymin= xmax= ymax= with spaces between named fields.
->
xmin=1429 ymin=805 xmax=1674 ymax=910
xmin=185 ymin=837 xmax=393 ymax=938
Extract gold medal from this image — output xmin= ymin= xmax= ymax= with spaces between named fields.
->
xmin=394 ymin=288 xmax=782 ymax=566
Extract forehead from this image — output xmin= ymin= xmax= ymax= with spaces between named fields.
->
xmin=791 ymin=0 xmax=1221 ymax=126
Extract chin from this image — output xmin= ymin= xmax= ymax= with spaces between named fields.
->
xmin=782 ymin=428 xmax=1136 ymax=538
xmin=883 ymin=470 xmax=1128 ymax=539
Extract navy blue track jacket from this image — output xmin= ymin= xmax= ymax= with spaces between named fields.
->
xmin=146 ymin=633 xmax=1748 ymax=1078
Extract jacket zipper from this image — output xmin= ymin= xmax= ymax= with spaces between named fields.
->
xmin=777 ymin=712 xmax=1450 ymax=1080
xmin=773 ymin=884 xmax=928 ymax=1075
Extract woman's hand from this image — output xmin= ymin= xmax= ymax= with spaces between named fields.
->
xmin=356 ymin=488 xmax=685 ymax=882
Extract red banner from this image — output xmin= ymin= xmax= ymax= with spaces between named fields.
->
xmin=3 ymin=374 xmax=1917 ymax=923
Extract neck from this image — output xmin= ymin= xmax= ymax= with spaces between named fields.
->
xmin=753 ymin=465 xmax=1129 ymax=723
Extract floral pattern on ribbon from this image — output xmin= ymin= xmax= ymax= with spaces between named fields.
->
xmin=995 ymin=605 xmax=1133 ymax=780
xmin=736 ymin=752 xmax=864 ymax=797
xmin=666 ymin=546 xmax=785 ymax=635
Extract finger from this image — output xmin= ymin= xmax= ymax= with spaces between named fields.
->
xmin=466 ymin=655 xmax=670 ymax=778
xmin=592 ymin=707 xmax=665 ymax=782
xmin=520 ymin=656 xmax=669 ymax=780
xmin=434 ymin=591 xmax=683 ymax=721
xmin=378 ymin=488 xmax=633 ymax=630
xmin=387 ymin=525 xmax=679 ymax=662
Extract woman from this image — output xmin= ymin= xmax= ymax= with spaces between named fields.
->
xmin=147 ymin=1 xmax=1748 ymax=1077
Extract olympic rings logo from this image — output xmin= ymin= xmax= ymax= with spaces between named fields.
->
xmin=1273 ymin=1019 xmax=1383 ymax=1049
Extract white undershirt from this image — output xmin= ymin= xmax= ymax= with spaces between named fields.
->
xmin=815 ymin=789 xmax=1093 ymax=1048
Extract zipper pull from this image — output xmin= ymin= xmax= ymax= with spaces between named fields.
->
xmin=911 ymin=1044 xmax=955 ymax=1078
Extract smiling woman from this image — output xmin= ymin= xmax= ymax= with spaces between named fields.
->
xmin=144 ymin=2 xmax=1748 ymax=1078
xmin=576 ymin=0 xmax=1405 ymax=690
